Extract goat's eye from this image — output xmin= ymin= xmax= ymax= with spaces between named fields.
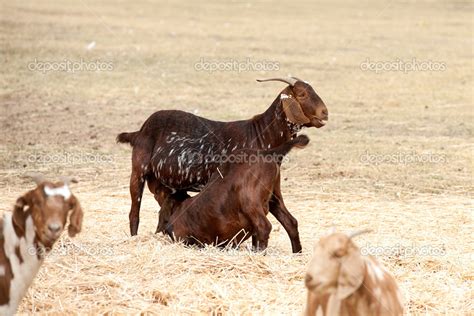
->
xmin=298 ymin=91 xmax=307 ymax=98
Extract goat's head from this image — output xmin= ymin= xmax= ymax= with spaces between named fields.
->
xmin=157 ymin=191 xmax=190 ymax=235
xmin=14 ymin=175 xmax=83 ymax=249
xmin=305 ymin=229 xmax=371 ymax=300
xmin=257 ymin=77 xmax=328 ymax=128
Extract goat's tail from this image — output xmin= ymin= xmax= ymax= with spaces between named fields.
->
xmin=265 ymin=135 xmax=310 ymax=158
xmin=116 ymin=131 xmax=139 ymax=146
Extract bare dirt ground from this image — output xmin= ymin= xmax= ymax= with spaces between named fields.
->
xmin=0 ymin=0 xmax=472 ymax=314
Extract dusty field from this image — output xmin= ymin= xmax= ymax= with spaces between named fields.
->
xmin=0 ymin=0 xmax=472 ymax=314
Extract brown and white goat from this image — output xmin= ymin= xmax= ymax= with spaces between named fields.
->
xmin=158 ymin=135 xmax=310 ymax=251
xmin=0 ymin=176 xmax=83 ymax=315
xmin=117 ymin=77 xmax=328 ymax=253
xmin=304 ymin=231 xmax=403 ymax=316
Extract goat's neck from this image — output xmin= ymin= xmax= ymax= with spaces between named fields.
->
xmin=340 ymin=258 xmax=384 ymax=315
xmin=249 ymin=95 xmax=295 ymax=149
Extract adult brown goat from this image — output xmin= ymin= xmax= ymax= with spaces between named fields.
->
xmin=117 ymin=77 xmax=328 ymax=253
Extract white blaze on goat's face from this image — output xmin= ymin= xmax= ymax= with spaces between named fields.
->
xmin=44 ymin=184 xmax=71 ymax=199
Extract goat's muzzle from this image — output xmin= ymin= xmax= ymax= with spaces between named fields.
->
xmin=309 ymin=104 xmax=328 ymax=128
xmin=305 ymin=276 xmax=324 ymax=292
xmin=310 ymin=116 xmax=328 ymax=128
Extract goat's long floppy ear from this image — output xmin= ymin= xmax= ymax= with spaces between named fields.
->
xmin=67 ymin=194 xmax=83 ymax=237
xmin=13 ymin=195 xmax=28 ymax=214
xmin=336 ymin=247 xmax=365 ymax=299
xmin=12 ymin=191 xmax=37 ymax=234
xmin=281 ymin=96 xmax=310 ymax=125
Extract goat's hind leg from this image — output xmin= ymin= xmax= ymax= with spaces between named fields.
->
xmin=128 ymin=144 xmax=153 ymax=236
xmin=129 ymin=166 xmax=146 ymax=236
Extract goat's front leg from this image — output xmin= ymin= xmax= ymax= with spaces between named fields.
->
xmin=269 ymin=175 xmax=302 ymax=253
xmin=146 ymin=178 xmax=168 ymax=234
xmin=155 ymin=191 xmax=173 ymax=234
xmin=245 ymin=208 xmax=272 ymax=252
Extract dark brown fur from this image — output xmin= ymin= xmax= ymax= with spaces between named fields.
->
xmin=117 ymin=79 xmax=327 ymax=252
xmin=160 ymin=135 xmax=310 ymax=251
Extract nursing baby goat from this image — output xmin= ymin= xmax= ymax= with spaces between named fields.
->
xmin=304 ymin=230 xmax=403 ymax=316
xmin=0 ymin=176 xmax=83 ymax=315
xmin=117 ymin=77 xmax=328 ymax=253
xmin=158 ymin=135 xmax=310 ymax=251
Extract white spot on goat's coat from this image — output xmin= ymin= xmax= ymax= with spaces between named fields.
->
xmin=367 ymin=259 xmax=385 ymax=281
xmin=374 ymin=287 xmax=382 ymax=299
xmin=1 ymin=213 xmax=43 ymax=315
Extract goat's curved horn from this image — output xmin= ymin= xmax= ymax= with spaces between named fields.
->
xmin=256 ymin=77 xmax=298 ymax=86
xmin=348 ymin=229 xmax=372 ymax=239
xmin=290 ymin=76 xmax=304 ymax=82
xmin=59 ymin=176 xmax=78 ymax=185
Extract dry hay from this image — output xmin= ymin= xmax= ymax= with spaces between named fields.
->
xmin=6 ymin=185 xmax=471 ymax=315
